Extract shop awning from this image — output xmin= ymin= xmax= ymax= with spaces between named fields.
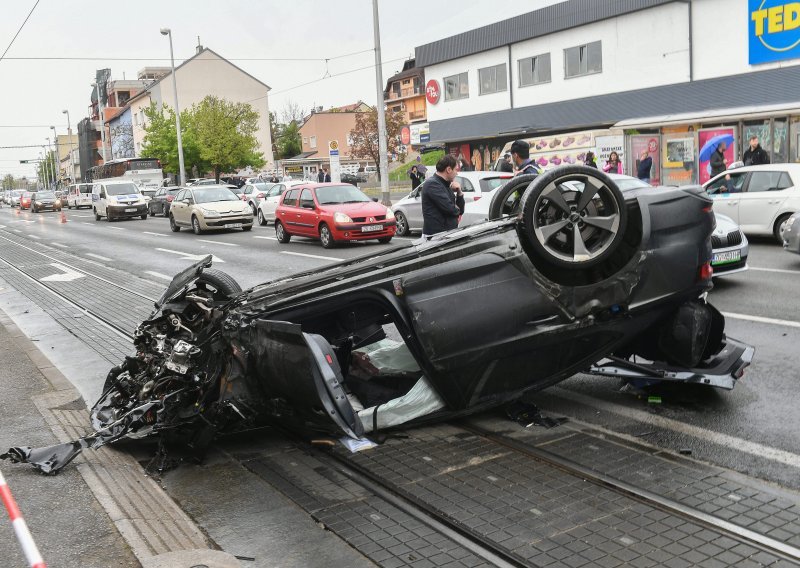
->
xmin=614 ymin=101 xmax=800 ymax=130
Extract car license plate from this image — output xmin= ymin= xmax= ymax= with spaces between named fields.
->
xmin=361 ymin=224 xmax=383 ymax=232
xmin=224 ymin=222 xmax=243 ymax=229
xmin=712 ymin=250 xmax=741 ymax=265
xmin=125 ymin=208 xmax=137 ymax=212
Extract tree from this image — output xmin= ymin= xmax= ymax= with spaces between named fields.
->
xmin=348 ymin=107 xmax=404 ymax=182
xmin=35 ymin=151 xmax=58 ymax=188
xmin=193 ymin=96 xmax=265 ymax=182
xmin=275 ymin=121 xmax=302 ymax=159
xmin=280 ymin=101 xmax=305 ymax=125
xmin=140 ymin=102 xmax=208 ymax=179
xmin=2 ymin=174 xmax=14 ymax=190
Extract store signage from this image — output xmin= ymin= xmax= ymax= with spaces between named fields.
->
xmin=749 ymin=0 xmax=800 ymax=64
xmin=400 ymin=126 xmax=411 ymax=145
xmin=410 ymin=123 xmax=430 ymax=145
xmin=425 ymin=80 xmax=440 ymax=105
xmin=328 ymin=140 xmax=341 ymax=183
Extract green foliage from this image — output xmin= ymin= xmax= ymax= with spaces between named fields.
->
xmin=388 ymin=150 xmax=444 ymax=181
xmin=35 ymin=151 xmax=58 ymax=187
xmin=2 ymin=174 xmax=15 ymax=190
xmin=141 ymin=102 xmax=208 ymax=177
xmin=349 ymin=107 xmax=405 ymax=181
xmin=275 ymin=121 xmax=302 ymax=159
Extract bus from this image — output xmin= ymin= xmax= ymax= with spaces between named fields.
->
xmin=87 ymin=158 xmax=164 ymax=189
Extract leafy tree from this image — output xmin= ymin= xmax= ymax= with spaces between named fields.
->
xmin=35 ymin=151 xmax=58 ymax=188
xmin=140 ymin=102 xmax=208 ymax=178
xmin=275 ymin=121 xmax=302 ymax=159
xmin=193 ymin=96 xmax=265 ymax=182
xmin=348 ymin=107 xmax=404 ymax=182
xmin=2 ymin=174 xmax=14 ymax=190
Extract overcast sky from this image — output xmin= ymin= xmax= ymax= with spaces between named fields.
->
xmin=0 ymin=0 xmax=557 ymax=180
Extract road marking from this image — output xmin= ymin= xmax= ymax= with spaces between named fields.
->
xmin=108 ymin=226 xmax=126 ymax=230
xmin=27 ymin=234 xmax=41 ymax=239
xmin=253 ymin=236 xmax=277 ymax=240
xmin=722 ymin=312 xmax=800 ymax=329
xmin=143 ymin=231 xmax=168 ymax=237
xmin=280 ymin=251 xmax=344 ymax=261
xmin=85 ymin=253 xmax=111 ymax=261
xmin=13 ymin=229 xmax=21 ymax=233
xmin=197 ymin=239 xmax=238 ymax=247
xmin=81 ymin=222 xmax=93 ymax=225
xmin=40 ymin=263 xmax=84 ymax=282
xmin=75 ymin=215 xmax=93 ymax=218
xmin=551 ymin=387 xmax=800 ymax=469
xmin=145 ymin=270 xmax=172 ymax=281
xmin=155 ymin=247 xmax=224 ymax=263
xmin=749 ymin=266 xmax=800 ymax=275
xmin=50 ymin=242 xmax=67 ymax=248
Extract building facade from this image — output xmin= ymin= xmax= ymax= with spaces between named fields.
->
xmin=415 ymin=0 xmax=800 ymax=183
xmin=384 ymin=59 xmax=427 ymax=126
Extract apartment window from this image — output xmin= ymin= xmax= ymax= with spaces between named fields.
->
xmin=302 ymin=137 xmax=308 ymax=144
xmin=134 ymin=113 xmax=139 ymax=126
xmin=392 ymin=82 xmax=401 ymax=97
xmin=478 ymin=64 xmax=507 ymax=95
xmin=444 ymin=72 xmax=469 ymax=101
xmin=310 ymin=135 xmax=317 ymax=149
xmin=519 ymin=53 xmax=551 ymax=86
xmin=564 ymin=41 xmax=602 ymax=78
xmin=136 ymin=142 xmax=141 ymax=153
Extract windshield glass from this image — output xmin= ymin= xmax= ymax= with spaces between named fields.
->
xmin=616 ymin=178 xmax=651 ymax=191
xmin=193 ymin=187 xmax=240 ymax=204
xmin=254 ymin=182 xmax=273 ymax=191
xmin=12 ymin=190 xmax=25 ymax=196
xmin=106 ymin=183 xmax=139 ymax=196
xmin=479 ymin=177 xmax=513 ymax=192
xmin=78 ymin=184 xmax=92 ymax=194
xmin=37 ymin=192 xmax=56 ymax=199
xmin=315 ymin=185 xmax=371 ymax=204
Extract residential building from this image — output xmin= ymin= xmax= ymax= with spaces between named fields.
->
xmin=415 ymin=0 xmax=800 ymax=184
xmin=55 ymin=133 xmax=79 ymax=183
xmin=384 ymin=59 xmax=427 ymax=125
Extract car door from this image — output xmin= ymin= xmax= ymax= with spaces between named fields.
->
xmin=706 ymin=172 xmax=748 ymax=223
xmin=278 ymin=188 xmax=301 ymax=234
xmin=296 ymin=188 xmax=318 ymax=236
xmin=98 ymin=185 xmax=108 ymax=215
xmin=152 ymin=188 xmax=165 ymax=214
xmin=455 ymin=176 xmax=478 ymax=203
xmin=738 ymin=170 xmax=793 ymax=233
xmin=403 ymin=187 xmax=424 ymax=230
xmin=170 ymin=189 xmax=189 ymax=225
xmin=262 ymin=184 xmax=284 ymax=221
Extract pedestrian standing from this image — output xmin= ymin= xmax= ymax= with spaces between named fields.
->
xmin=636 ymin=150 xmax=652 ymax=182
xmin=584 ymin=151 xmax=597 ymax=168
xmin=421 ymin=154 xmax=464 ymax=239
xmin=510 ymin=140 xmax=539 ymax=176
xmin=710 ymin=142 xmax=727 ymax=178
xmin=743 ymin=135 xmax=770 ymax=165
xmin=318 ymin=166 xmax=331 ymax=183
xmin=409 ymin=166 xmax=424 ymax=190
xmin=603 ymin=151 xmax=623 ymax=174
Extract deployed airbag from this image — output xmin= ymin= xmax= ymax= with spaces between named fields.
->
xmin=358 ymin=376 xmax=445 ymax=433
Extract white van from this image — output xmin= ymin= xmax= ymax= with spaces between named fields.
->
xmin=66 ymin=183 xmax=93 ymax=209
xmin=92 ymin=180 xmax=148 ymax=221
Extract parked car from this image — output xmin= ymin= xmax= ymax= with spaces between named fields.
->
xmin=66 ymin=183 xmax=93 ymax=209
xmin=19 ymin=191 xmax=32 ymax=210
xmin=241 ymin=182 xmax=275 ymax=215
xmin=394 ymin=171 xmax=514 ymax=236
xmin=340 ymin=173 xmax=360 ymax=185
xmin=168 ymin=185 xmax=253 ymax=234
xmin=5 ymin=166 xmax=755 ymax=475
xmin=711 ymin=213 xmax=749 ymax=276
xmin=274 ymin=183 xmax=396 ymax=248
xmin=9 ymin=190 xmax=25 ymax=207
xmin=781 ymin=212 xmax=800 ymax=255
xmin=704 ymin=164 xmax=800 ymax=243
xmin=92 ymin=181 xmax=148 ymax=221
xmin=148 ymin=186 xmax=183 ymax=217
xmin=30 ymin=191 xmax=62 ymax=213
xmin=188 ymin=179 xmax=218 ymax=186
xmin=256 ymin=180 xmax=305 ymax=226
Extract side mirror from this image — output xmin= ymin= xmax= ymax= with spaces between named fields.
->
xmin=371 ymin=197 xmax=379 ymax=202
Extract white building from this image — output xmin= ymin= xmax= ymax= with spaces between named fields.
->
xmin=416 ymin=0 xmax=800 ymax=184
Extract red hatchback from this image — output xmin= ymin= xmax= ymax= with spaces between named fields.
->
xmin=19 ymin=191 xmax=32 ymax=210
xmin=275 ymin=183 xmax=396 ymax=248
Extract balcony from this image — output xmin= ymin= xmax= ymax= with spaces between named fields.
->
xmin=385 ymin=86 xmax=422 ymax=101
xmin=408 ymin=110 xmax=426 ymax=121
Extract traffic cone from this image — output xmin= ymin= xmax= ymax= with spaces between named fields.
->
xmin=60 ymin=210 xmax=67 ymax=223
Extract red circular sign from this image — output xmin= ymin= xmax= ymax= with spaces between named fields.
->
xmin=425 ymin=79 xmax=440 ymax=105
xmin=400 ymin=126 xmax=411 ymax=145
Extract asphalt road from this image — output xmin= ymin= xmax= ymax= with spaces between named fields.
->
xmin=0 ymin=203 xmax=798 ymax=489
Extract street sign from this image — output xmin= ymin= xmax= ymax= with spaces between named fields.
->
xmin=329 ymin=140 xmax=341 ymax=183
xmin=425 ymin=80 xmax=440 ymax=105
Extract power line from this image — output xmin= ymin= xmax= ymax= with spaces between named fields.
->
xmin=0 ymin=48 xmax=375 ymax=63
xmin=0 ymin=125 xmax=68 ymax=128
xmin=0 ymin=0 xmax=40 ymax=64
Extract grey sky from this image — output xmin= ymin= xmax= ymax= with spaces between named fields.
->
xmin=0 ymin=0 xmax=556 ymax=179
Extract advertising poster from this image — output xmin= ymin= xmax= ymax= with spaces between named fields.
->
xmin=698 ymin=127 xmax=736 ymax=184
xmin=595 ymin=136 xmax=625 ymax=170
xmin=630 ymin=135 xmax=660 ymax=186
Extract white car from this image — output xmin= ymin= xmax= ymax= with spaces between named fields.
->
xmin=393 ymin=171 xmax=514 ymax=236
xmin=241 ymin=181 xmax=275 ymax=215
xmin=704 ymin=164 xmax=800 ymax=243
xmin=711 ymin=212 xmax=749 ymax=277
xmin=256 ymin=180 xmax=305 ymax=226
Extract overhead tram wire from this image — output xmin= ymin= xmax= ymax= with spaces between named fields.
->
xmin=0 ymin=48 xmax=375 ymax=63
xmin=0 ymin=0 xmax=40 ymax=64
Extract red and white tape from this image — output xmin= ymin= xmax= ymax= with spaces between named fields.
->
xmin=0 ymin=469 xmax=46 ymax=568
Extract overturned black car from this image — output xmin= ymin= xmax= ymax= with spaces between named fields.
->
xmin=4 ymin=167 xmax=753 ymax=473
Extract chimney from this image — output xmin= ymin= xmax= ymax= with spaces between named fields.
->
xmin=196 ymin=36 xmax=203 ymax=54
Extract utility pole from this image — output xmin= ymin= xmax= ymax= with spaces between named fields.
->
xmin=371 ymin=0 xmax=390 ymax=206
xmin=50 ymin=126 xmax=59 ymax=187
xmin=161 ymin=28 xmax=187 ymax=186
xmin=63 ymin=110 xmax=77 ymax=183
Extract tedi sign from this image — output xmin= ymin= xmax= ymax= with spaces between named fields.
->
xmin=749 ymin=0 xmax=800 ymax=64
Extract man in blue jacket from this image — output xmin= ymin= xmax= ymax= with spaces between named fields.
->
xmin=421 ymin=154 xmax=464 ymax=239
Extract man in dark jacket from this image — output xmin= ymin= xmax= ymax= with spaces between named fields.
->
xmin=636 ymin=150 xmax=652 ymax=182
xmin=421 ymin=154 xmax=464 ymax=239
xmin=317 ymin=167 xmax=331 ymax=183
xmin=710 ymin=142 xmax=728 ymax=178
xmin=510 ymin=139 xmax=539 ymax=176
xmin=743 ymin=135 xmax=770 ymax=166
xmin=409 ymin=166 xmax=424 ymax=190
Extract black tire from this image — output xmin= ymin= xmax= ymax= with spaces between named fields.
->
xmin=242 ymin=224 xmax=252 ymax=232
xmin=196 ymin=268 xmax=242 ymax=299
xmin=319 ymin=223 xmax=336 ymax=249
xmin=169 ymin=215 xmax=180 ymax=232
xmin=250 ymin=202 xmax=257 ymax=216
xmin=94 ymin=208 xmax=101 ymax=221
xmin=488 ymin=174 xmax=538 ymax=220
xmin=774 ymin=213 xmax=793 ymax=243
xmin=257 ymin=209 xmax=267 ymax=226
xmin=141 ymin=214 xmax=148 ymax=220
xmin=518 ymin=165 xmax=628 ymax=270
xmin=163 ymin=205 xmax=170 ymax=218
xmin=378 ymin=236 xmax=392 ymax=244
xmin=394 ymin=211 xmax=410 ymax=236
xmin=192 ymin=216 xmax=203 ymax=235
xmin=275 ymin=221 xmax=290 ymax=243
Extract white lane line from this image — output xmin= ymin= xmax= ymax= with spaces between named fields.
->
xmin=85 ymin=253 xmax=111 ymax=261
xmin=27 ymin=234 xmax=41 ymax=239
xmin=145 ymin=270 xmax=173 ymax=281
xmin=108 ymin=226 xmax=126 ymax=230
xmin=722 ymin=312 xmax=800 ymax=329
xmin=253 ymin=236 xmax=277 ymax=240
xmin=81 ymin=222 xmax=93 ymax=225
xmin=50 ymin=242 xmax=67 ymax=248
xmin=75 ymin=215 xmax=93 ymax=218
xmin=197 ymin=239 xmax=238 ymax=247
xmin=552 ymin=387 xmax=800 ymax=469
xmin=280 ymin=251 xmax=344 ymax=262
xmin=13 ymin=229 xmax=21 ymax=233
xmin=143 ymin=231 xmax=168 ymax=237
xmin=749 ymin=266 xmax=800 ymax=275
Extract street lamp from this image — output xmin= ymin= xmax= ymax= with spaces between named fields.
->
xmin=160 ymin=28 xmax=186 ymax=186
xmin=39 ymin=149 xmax=49 ymax=189
xmin=62 ymin=110 xmax=77 ymax=184
xmin=50 ymin=125 xmax=59 ymax=187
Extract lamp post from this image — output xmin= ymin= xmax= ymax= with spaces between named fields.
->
xmin=39 ymin=149 xmax=49 ymax=189
xmin=50 ymin=125 xmax=60 ymax=187
xmin=371 ymin=0 xmax=390 ymax=206
xmin=160 ymin=28 xmax=186 ymax=186
xmin=62 ymin=110 xmax=77 ymax=184
xmin=92 ymin=81 xmax=109 ymax=162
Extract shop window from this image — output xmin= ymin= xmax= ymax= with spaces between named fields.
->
xmin=478 ymin=64 xmax=507 ymax=95
xmin=519 ymin=54 xmax=551 ymax=87
xmin=444 ymin=72 xmax=469 ymax=101
xmin=773 ymin=119 xmax=788 ymax=163
xmin=565 ymin=41 xmax=602 ymax=78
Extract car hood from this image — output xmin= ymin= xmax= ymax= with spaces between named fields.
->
xmin=198 ymin=201 xmax=249 ymax=214
xmin=320 ymin=202 xmax=388 ymax=216
xmin=713 ymin=212 xmax=739 ymax=234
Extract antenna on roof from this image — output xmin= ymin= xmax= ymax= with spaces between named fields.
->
xmin=196 ymin=36 xmax=203 ymax=54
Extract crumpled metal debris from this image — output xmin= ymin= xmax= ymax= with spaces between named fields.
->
xmin=506 ymin=401 xmax=568 ymax=429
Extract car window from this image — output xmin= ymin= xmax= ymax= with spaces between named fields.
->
xmin=747 ymin=171 xmax=784 ymax=193
xmin=175 ymin=189 xmax=186 ymax=201
xmin=778 ymin=172 xmax=793 ymax=189
xmin=155 ymin=188 xmax=164 ymax=196
xmin=479 ymin=178 xmax=512 ymax=192
xmin=283 ymin=189 xmax=299 ymax=206
xmin=300 ymin=189 xmax=314 ymax=208
xmin=455 ymin=176 xmax=475 ymax=192
xmin=707 ymin=173 xmax=746 ymax=194
xmin=267 ymin=185 xmax=282 ymax=198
